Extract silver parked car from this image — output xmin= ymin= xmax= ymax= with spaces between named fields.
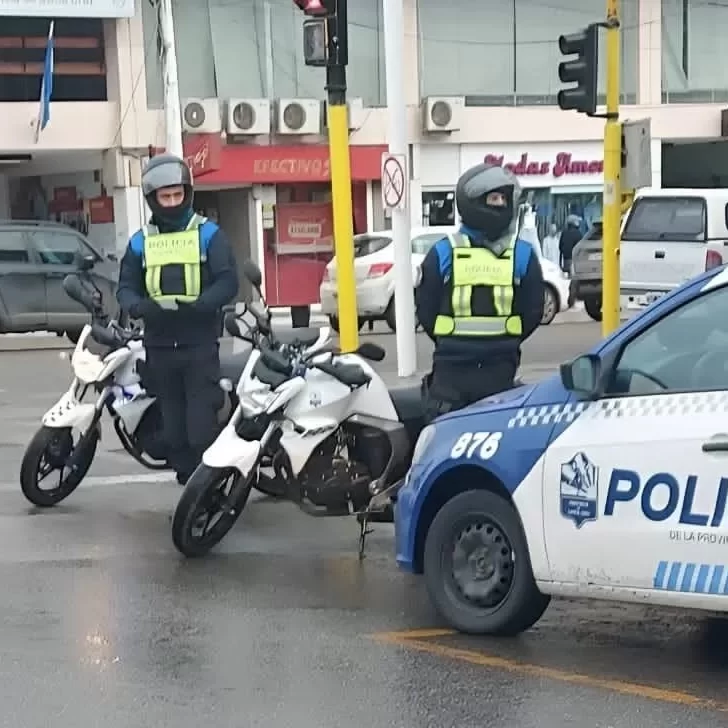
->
xmin=569 ymin=221 xmax=603 ymax=322
xmin=0 ymin=220 xmax=119 ymax=342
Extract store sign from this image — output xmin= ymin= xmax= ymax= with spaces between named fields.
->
xmin=253 ymin=156 xmax=330 ymax=180
xmin=484 ymin=152 xmax=604 ymax=178
xmin=183 ymin=134 xmax=222 ymax=178
xmin=274 ymin=202 xmax=334 ymax=255
xmin=0 ymin=0 xmax=134 ymax=17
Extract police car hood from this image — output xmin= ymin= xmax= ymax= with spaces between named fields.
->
xmin=439 ymin=381 xmax=539 ymax=421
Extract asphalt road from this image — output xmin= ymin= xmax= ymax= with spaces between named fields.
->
xmin=0 ymin=324 xmax=726 ymax=727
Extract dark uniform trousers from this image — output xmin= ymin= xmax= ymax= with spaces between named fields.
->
xmin=145 ymin=342 xmax=223 ymax=480
xmin=422 ymin=358 xmax=517 ymax=424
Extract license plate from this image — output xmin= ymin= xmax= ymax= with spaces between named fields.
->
xmin=588 ymin=253 xmax=602 ymax=261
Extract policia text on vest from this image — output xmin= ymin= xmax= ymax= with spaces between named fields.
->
xmin=142 ymin=214 xmax=206 ymax=308
xmin=434 ymin=233 xmax=524 ymax=338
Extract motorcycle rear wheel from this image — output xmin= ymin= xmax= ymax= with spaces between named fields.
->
xmin=171 ymin=464 xmax=254 ymax=557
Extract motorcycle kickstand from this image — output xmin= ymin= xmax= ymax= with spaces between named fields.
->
xmin=358 ymin=513 xmax=374 ymax=560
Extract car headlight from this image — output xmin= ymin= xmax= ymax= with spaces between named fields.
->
xmin=411 ymin=424 xmax=436 ymax=466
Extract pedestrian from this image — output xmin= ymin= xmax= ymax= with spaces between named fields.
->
xmin=559 ymin=214 xmax=583 ymax=275
xmin=415 ymin=162 xmax=544 ymax=423
xmin=116 ymin=153 xmax=239 ymax=484
xmin=542 ymin=222 xmax=561 ymax=267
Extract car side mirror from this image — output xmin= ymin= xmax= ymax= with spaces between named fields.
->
xmin=77 ymin=253 xmax=95 ymax=272
xmin=560 ymin=354 xmax=601 ymax=397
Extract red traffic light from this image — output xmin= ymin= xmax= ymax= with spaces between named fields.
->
xmin=293 ymin=0 xmax=330 ymax=16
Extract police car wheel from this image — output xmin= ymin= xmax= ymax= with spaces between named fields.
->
xmin=423 ymin=489 xmax=550 ymax=636
xmin=541 ymin=285 xmax=558 ymax=325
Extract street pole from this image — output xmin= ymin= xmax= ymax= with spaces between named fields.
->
xmin=382 ymin=0 xmax=416 ymax=377
xmin=601 ymin=0 xmax=621 ymax=336
xmin=159 ymin=0 xmax=183 ymax=158
xmin=325 ymin=0 xmax=358 ymax=352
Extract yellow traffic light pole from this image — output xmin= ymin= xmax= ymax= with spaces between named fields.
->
xmin=326 ymin=81 xmax=358 ymax=352
xmin=601 ymin=0 xmax=621 ymax=336
xmin=325 ymin=0 xmax=358 ymax=353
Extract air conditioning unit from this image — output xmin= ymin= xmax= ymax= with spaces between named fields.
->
xmin=181 ymin=98 xmax=221 ymax=134
xmin=225 ymin=98 xmax=270 ymax=135
xmin=422 ymin=96 xmax=464 ymax=133
xmin=276 ymin=98 xmax=322 ymax=135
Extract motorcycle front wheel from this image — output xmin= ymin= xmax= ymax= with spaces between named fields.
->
xmin=20 ymin=425 xmax=99 ymax=507
xmin=171 ymin=464 xmax=254 ymax=557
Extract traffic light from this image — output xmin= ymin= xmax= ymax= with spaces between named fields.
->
xmin=557 ymin=24 xmax=598 ymax=115
xmin=293 ymin=0 xmax=331 ymax=15
xmin=294 ymin=0 xmax=347 ymax=68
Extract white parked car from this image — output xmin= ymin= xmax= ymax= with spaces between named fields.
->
xmin=319 ymin=223 xmax=571 ymax=331
xmin=319 ymin=226 xmax=456 ymax=332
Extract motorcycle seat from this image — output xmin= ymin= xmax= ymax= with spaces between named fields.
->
xmin=389 ymin=383 xmax=426 ymax=424
xmin=219 ymin=350 xmax=251 ymax=384
xmin=276 ymin=327 xmax=320 ymax=347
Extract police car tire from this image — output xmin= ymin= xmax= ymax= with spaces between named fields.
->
xmin=423 ymin=489 xmax=550 ymax=636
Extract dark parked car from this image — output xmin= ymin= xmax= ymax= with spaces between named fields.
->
xmin=0 ymin=220 xmax=119 ymax=342
xmin=569 ymin=221 xmax=603 ymax=322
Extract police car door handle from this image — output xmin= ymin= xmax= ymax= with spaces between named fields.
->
xmin=702 ymin=437 xmax=728 ymax=453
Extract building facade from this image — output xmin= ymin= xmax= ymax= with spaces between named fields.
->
xmin=1 ymin=0 xmax=727 ymax=305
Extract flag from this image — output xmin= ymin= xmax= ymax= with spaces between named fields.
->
xmin=35 ymin=21 xmax=54 ymax=143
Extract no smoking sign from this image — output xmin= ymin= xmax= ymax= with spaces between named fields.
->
xmin=381 ymin=153 xmax=408 ymax=211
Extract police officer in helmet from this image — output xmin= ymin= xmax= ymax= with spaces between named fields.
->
xmin=116 ymin=153 xmax=239 ymax=484
xmin=415 ymin=162 xmax=544 ymax=422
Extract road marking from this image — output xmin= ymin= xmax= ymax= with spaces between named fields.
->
xmin=0 ymin=473 xmax=173 ymax=492
xmin=371 ymin=630 xmax=728 ymax=712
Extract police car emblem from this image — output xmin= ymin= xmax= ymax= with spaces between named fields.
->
xmin=560 ymin=452 xmax=599 ymax=528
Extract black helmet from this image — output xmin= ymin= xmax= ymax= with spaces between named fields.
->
xmin=455 ymin=163 xmax=522 ymax=242
xmin=142 ymin=153 xmax=193 ymax=228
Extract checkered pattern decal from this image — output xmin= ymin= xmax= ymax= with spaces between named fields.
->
xmin=507 ymin=391 xmax=728 ymax=429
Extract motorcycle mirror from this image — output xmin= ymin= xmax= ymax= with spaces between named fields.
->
xmin=355 ymin=341 xmax=386 ymax=362
xmin=242 ymin=259 xmax=263 ymax=289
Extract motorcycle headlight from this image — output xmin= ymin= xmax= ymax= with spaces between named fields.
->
xmin=411 ymin=425 xmax=436 ymax=466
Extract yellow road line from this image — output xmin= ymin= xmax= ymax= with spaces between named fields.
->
xmin=371 ymin=630 xmax=728 ymax=712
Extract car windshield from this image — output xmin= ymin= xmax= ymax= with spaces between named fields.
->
xmin=353 ymin=234 xmax=392 ymax=257
xmin=583 ymin=221 xmax=602 ymax=240
xmin=622 ymin=197 xmax=706 ymax=242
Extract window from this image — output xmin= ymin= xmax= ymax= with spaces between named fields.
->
xmin=622 ymin=197 xmax=706 ymax=242
xmin=353 ymin=234 xmax=391 ymax=258
xmin=411 ymin=233 xmax=445 ymax=256
xmin=608 ymin=287 xmax=728 ymax=396
xmin=583 ymin=222 xmax=603 ymax=241
xmin=0 ymin=231 xmax=30 ymax=263
xmin=32 ymin=230 xmax=88 ymax=265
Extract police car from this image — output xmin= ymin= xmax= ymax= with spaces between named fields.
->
xmin=395 ymin=263 xmax=728 ymax=636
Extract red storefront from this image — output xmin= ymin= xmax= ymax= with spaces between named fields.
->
xmin=172 ymin=134 xmax=386 ymax=308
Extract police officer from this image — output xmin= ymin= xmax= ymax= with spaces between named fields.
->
xmin=415 ymin=163 xmax=544 ymax=422
xmin=116 ymin=153 xmax=239 ymax=484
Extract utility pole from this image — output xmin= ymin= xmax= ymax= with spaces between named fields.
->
xmin=295 ymin=0 xmax=358 ymax=352
xmin=158 ymin=0 xmax=183 ymax=158
xmin=382 ymin=0 xmax=416 ymax=377
xmin=556 ymin=2 xmax=621 ymax=336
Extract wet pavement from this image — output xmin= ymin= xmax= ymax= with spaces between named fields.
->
xmin=0 ymin=326 xmax=726 ymax=727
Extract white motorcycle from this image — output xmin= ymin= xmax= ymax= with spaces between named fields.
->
xmin=19 ymin=266 xmax=247 ymax=507
xmin=171 ymin=260 xmax=426 ymax=558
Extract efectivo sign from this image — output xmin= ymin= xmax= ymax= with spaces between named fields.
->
xmin=0 ymin=0 xmax=134 ymax=17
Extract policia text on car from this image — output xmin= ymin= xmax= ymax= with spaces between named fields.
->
xmin=415 ymin=163 xmax=545 ymax=423
xmin=116 ymin=154 xmax=239 ymax=484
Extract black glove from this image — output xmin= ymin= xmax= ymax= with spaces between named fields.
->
xmin=131 ymin=299 xmax=165 ymax=321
